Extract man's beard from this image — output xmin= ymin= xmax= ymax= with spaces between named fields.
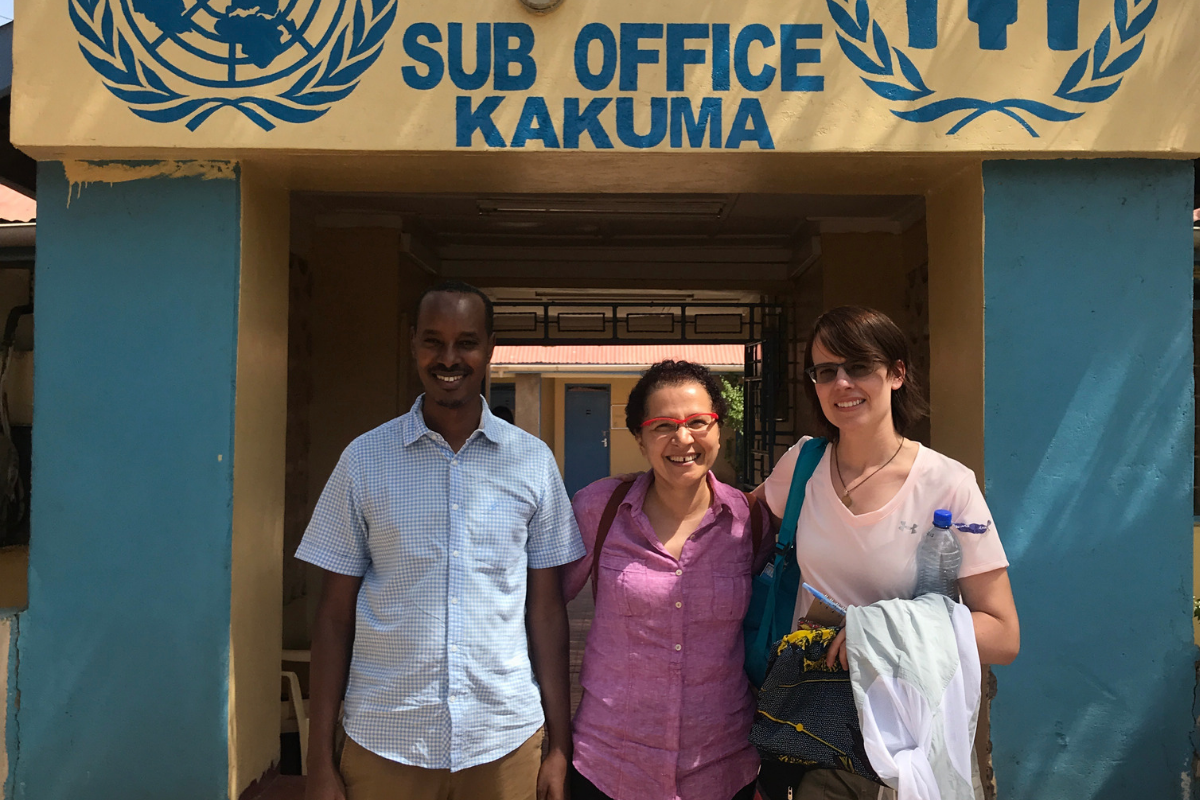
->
xmin=432 ymin=395 xmax=470 ymax=409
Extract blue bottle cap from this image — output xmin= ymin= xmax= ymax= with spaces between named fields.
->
xmin=933 ymin=509 xmax=952 ymax=528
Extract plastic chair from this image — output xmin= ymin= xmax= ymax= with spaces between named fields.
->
xmin=282 ymin=650 xmax=311 ymax=776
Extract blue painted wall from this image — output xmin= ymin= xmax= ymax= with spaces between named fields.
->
xmin=15 ymin=163 xmax=241 ymax=799
xmin=983 ymin=160 xmax=1195 ymax=798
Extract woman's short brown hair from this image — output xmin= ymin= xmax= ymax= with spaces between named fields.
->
xmin=802 ymin=306 xmax=929 ymax=440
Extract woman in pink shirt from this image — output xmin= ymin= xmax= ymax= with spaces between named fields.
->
xmin=754 ymin=306 xmax=1021 ymax=800
xmin=562 ymin=360 xmax=771 ymax=800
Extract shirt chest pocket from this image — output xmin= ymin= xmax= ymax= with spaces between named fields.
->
xmin=598 ymin=562 xmax=678 ymax=617
xmin=471 ymin=498 xmax=532 ymax=570
xmin=709 ymin=570 xmax=752 ymax=621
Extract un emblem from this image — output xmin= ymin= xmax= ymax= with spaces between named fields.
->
xmin=70 ymin=0 xmax=398 ymax=130
xmin=827 ymin=0 xmax=1157 ymax=136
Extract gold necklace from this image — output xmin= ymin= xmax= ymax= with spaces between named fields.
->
xmin=833 ymin=437 xmax=905 ymax=509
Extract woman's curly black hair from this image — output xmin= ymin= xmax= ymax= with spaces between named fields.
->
xmin=625 ymin=360 xmax=729 ymax=435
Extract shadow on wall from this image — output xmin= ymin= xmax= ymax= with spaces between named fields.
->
xmin=989 ymin=302 xmax=1196 ymax=795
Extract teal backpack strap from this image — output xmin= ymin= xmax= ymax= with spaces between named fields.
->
xmin=778 ymin=437 xmax=828 ymax=553
xmin=744 ymin=436 xmax=828 ymax=687
xmin=771 ymin=437 xmax=828 ymax=636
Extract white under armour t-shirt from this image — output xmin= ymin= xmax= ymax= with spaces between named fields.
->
xmin=761 ymin=437 xmax=1010 ymax=630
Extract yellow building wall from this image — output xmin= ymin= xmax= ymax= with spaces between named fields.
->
xmin=607 ymin=378 xmax=644 ymax=478
xmin=926 ymin=167 xmax=986 ymax=478
xmin=0 ymin=548 xmax=26 ymax=610
xmin=821 ymin=231 xmax=911 ymax=322
xmin=1194 ymin=524 xmax=1199 ymax=645
xmin=552 ymin=379 xmax=567 ymax=474
xmin=287 ymin=230 xmax=432 ymax=651
xmin=541 ymin=376 xmax=559 ymax=472
xmin=228 ymin=168 xmax=290 ymax=798
xmin=304 ymin=227 xmax=440 ymax=514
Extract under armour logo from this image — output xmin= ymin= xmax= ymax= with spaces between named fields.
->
xmin=906 ymin=0 xmax=1081 ymax=51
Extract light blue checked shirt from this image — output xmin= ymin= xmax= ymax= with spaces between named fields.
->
xmin=296 ymin=396 xmax=584 ymax=771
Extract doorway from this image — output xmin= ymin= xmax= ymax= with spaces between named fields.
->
xmin=279 ymin=187 xmax=960 ymax=785
xmin=564 ymin=384 xmax=611 ymax=497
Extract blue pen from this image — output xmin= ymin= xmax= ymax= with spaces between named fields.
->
xmin=803 ymin=582 xmax=847 ymax=616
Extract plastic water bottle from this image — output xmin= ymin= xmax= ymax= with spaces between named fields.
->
xmin=914 ymin=509 xmax=962 ymax=599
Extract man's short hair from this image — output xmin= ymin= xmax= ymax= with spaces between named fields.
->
xmin=414 ymin=280 xmax=494 ymax=336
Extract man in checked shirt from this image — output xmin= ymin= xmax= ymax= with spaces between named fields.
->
xmin=298 ymin=280 xmax=585 ymax=800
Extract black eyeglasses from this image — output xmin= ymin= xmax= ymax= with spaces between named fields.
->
xmin=805 ymin=361 xmax=880 ymax=384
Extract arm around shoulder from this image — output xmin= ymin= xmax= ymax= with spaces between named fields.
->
xmin=558 ymin=477 xmax=620 ymax=602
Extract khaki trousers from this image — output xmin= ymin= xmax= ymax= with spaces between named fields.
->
xmin=790 ymin=769 xmax=893 ymax=800
xmin=340 ymin=730 xmax=544 ymax=800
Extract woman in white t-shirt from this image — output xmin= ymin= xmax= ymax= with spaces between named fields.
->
xmin=753 ymin=306 xmax=1020 ymax=800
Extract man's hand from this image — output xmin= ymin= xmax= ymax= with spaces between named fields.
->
xmin=536 ymin=747 xmax=570 ymax=800
xmin=305 ymin=761 xmax=347 ymax=800
xmin=307 ymin=570 xmax=362 ymax=800
xmin=527 ymin=568 xmax=573 ymax=800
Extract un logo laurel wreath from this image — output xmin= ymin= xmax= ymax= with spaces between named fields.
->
xmin=69 ymin=0 xmax=397 ymax=131
xmin=827 ymin=0 xmax=1158 ymax=136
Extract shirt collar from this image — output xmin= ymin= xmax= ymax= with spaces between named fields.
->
xmin=400 ymin=394 xmax=504 ymax=447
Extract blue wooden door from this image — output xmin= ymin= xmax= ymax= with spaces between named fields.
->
xmin=564 ymin=385 xmax=610 ymax=497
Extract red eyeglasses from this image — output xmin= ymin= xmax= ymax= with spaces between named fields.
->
xmin=640 ymin=412 xmax=720 ymax=436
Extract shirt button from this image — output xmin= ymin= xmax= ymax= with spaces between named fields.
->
xmin=451 ymin=459 xmax=458 ymax=466
xmin=451 ymin=503 xmax=459 ymax=510
xmin=451 ymin=597 xmax=458 ymax=604
xmin=449 ymin=645 xmax=457 ymax=652
xmin=675 ymin=644 xmax=682 ymax=651
xmin=675 ymin=602 xmax=682 ymax=609
xmin=451 ymin=550 xmax=459 ymax=557
xmin=675 ymin=569 xmax=683 ymax=576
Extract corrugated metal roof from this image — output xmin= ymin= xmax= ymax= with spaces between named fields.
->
xmin=492 ymin=345 xmax=743 ymax=366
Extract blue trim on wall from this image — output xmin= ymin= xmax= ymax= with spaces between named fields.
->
xmin=982 ymin=159 xmax=1195 ymax=798
xmin=15 ymin=162 xmax=241 ymax=799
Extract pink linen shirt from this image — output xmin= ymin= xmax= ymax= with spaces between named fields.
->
xmin=563 ymin=472 xmax=772 ymax=800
